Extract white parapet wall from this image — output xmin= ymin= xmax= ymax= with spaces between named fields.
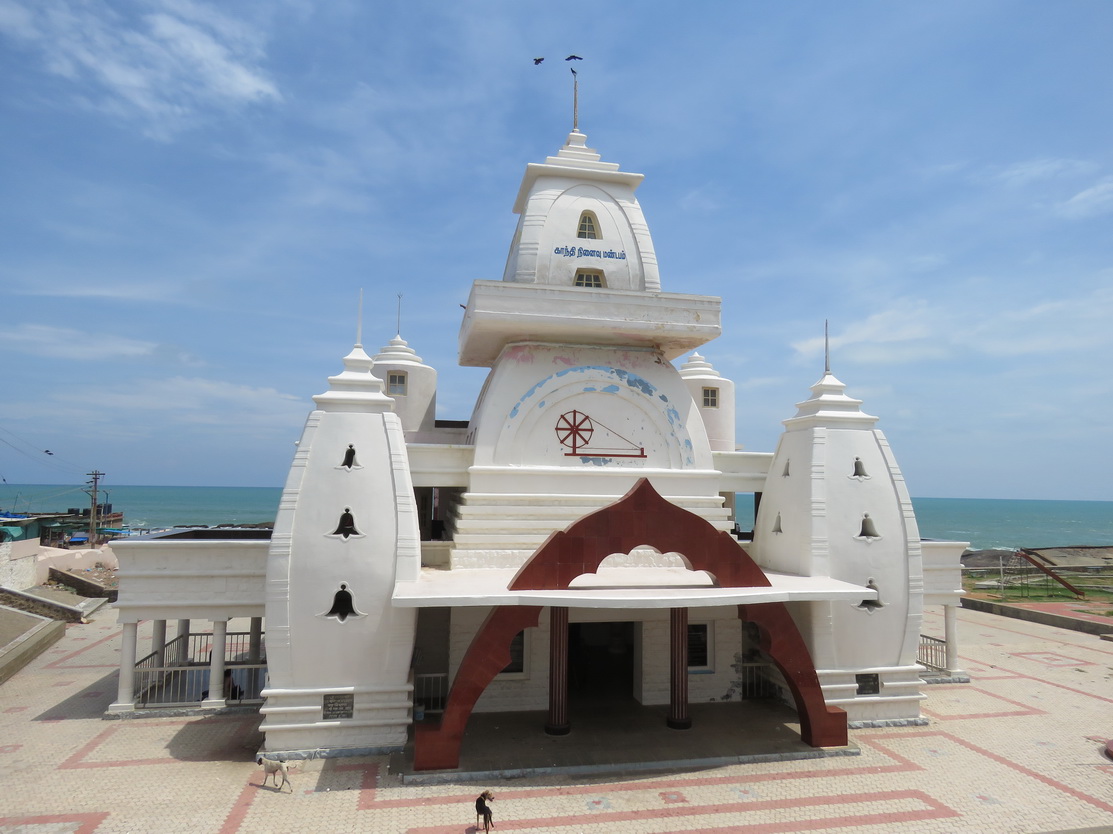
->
xmin=112 ymin=535 xmax=268 ymax=623
xmin=1 ymin=538 xmax=40 ymax=591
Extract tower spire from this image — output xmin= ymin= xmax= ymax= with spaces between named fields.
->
xmin=824 ymin=320 xmax=830 ymax=375
xmin=396 ymin=292 xmax=402 ymax=336
xmin=571 ymin=67 xmax=578 ymax=130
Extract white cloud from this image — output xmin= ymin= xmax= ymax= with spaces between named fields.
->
xmin=792 ymin=285 xmax=1113 ymax=365
xmin=93 ymin=377 xmax=304 ymax=427
xmin=0 ymin=324 xmax=199 ymax=363
xmin=994 ymin=158 xmax=1096 ymax=186
xmin=0 ymin=0 xmax=280 ymax=137
xmin=1056 ymin=177 xmax=1113 ymax=219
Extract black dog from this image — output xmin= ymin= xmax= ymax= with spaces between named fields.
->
xmin=475 ymin=790 xmax=494 ymax=832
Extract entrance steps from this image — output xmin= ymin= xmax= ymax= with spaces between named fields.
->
xmin=448 ymin=491 xmax=734 ymax=558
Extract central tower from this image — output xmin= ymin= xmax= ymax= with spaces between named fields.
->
xmin=451 ymin=130 xmax=731 ymax=568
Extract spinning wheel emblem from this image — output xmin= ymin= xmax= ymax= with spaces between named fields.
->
xmin=555 ymin=410 xmax=594 ymax=454
xmin=553 ymin=409 xmax=646 ymax=458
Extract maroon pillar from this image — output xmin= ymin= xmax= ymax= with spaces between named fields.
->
xmin=667 ymin=607 xmax=691 ymax=729
xmin=545 ymin=606 xmax=570 ymax=735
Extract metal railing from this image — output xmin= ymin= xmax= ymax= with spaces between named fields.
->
xmin=413 ymin=672 xmax=448 ymax=715
xmin=735 ymin=661 xmax=777 ymax=699
xmin=134 ymin=631 xmax=266 ymax=709
xmin=918 ymin=634 xmax=947 ymax=672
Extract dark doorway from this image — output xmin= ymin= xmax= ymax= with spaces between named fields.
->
xmin=568 ymin=621 xmax=634 ymax=702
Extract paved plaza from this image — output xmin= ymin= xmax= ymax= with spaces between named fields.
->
xmin=1 ymin=604 xmax=1111 ymax=834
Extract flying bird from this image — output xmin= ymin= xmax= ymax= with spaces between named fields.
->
xmin=533 ymin=57 xmax=544 ymax=65
xmin=565 ymin=55 xmax=582 ymax=61
xmin=44 ymin=450 xmax=53 ymax=455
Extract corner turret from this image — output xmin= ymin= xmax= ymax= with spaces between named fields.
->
xmin=679 ymin=352 xmax=737 ymax=452
xmin=372 ymin=334 xmax=437 ymax=435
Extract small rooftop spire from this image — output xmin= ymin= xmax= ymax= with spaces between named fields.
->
xmin=396 ymin=292 xmax=403 ymax=337
xmin=824 ymin=320 xmax=830 ymax=375
xmin=571 ymin=67 xmax=578 ymax=131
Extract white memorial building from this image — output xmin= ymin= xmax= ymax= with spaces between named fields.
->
xmin=111 ymin=128 xmax=966 ymax=770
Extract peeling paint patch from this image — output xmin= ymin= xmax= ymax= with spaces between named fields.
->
xmin=538 ymin=400 xmax=546 ymax=408
xmin=578 ymin=456 xmax=613 ymax=466
xmin=506 ymin=364 xmax=671 ymax=426
xmin=505 ymin=345 xmax=535 ymax=364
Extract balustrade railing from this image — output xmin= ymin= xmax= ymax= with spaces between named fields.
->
xmin=918 ymin=634 xmax=947 ymax=672
xmin=134 ymin=631 xmax=266 ymax=708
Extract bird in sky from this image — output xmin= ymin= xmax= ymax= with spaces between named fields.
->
xmin=565 ymin=55 xmax=582 ymax=61
xmin=533 ymin=57 xmax=544 ymax=65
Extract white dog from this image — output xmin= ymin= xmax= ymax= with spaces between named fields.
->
xmin=256 ymin=756 xmax=292 ymax=791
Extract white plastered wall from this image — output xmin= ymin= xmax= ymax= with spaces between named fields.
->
xmin=262 ymin=391 xmax=421 ymax=752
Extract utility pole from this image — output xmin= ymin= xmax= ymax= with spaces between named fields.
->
xmin=87 ymin=471 xmax=104 ymax=545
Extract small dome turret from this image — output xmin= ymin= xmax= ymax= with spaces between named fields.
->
xmin=502 ymin=130 xmax=660 ymax=293
xmin=371 ymin=334 xmax=437 ymax=434
xmin=679 ymin=352 xmax=736 ymax=451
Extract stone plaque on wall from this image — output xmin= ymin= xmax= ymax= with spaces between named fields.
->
xmin=322 ymin=693 xmax=354 ymax=720
xmin=855 ymin=673 xmax=880 ymax=695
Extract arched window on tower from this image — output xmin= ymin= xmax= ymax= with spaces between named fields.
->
xmin=574 ymin=270 xmax=605 ymax=289
xmin=577 ymin=211 xmax=600 ymax=239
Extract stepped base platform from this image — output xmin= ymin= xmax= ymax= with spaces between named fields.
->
xmin=392 ymin=697 xmax=858 ymax=784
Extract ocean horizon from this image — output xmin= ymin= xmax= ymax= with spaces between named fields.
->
xmin=2 ymin=483 xmax=1111 ymax=552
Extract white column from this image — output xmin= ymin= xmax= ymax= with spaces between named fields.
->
xmin=944 ymin=604 xmax=959 ymax=673
xmin=151 ymin=620 xmax=167 ymax=669
xmin=248 ymin=617 xmax=263 ymax=663
xmin=202 ymin=620 xmax=228 ymax=708
xmin=175 ymin=619 xmax=190 ymax=665
xmin=109 ymin=621 xmax=139 ymax=712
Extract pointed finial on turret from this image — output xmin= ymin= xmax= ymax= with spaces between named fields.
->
xmin=824 ymin=319 xmax=831 ymax=376
xmin=571 ymin=67 xmax=578 ymax=130
xmin=396 ymin=292 xmax=403 ymax=337
xmin=565 ymin=55 xmax=583 ymax=131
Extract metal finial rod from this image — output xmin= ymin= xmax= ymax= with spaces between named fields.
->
xmin=396 ymin=293 xmax=402 ymax=336
xmin=571 ymin=68 xmax=578 ymax=130
xmin=824 ymin=320 xmax=831 ymax=375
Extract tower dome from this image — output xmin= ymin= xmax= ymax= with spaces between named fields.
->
xmin=501 ymin=130 xmax=660 ymax=292
xmin=679 ymin=352 xmax=736 ymax=452
xmin=751 ymin=369 xmax=923 ymax=680
xmin=372 ymin=334 xmax=437 ymax=435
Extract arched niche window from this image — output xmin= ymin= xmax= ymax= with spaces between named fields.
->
xmin=387 ymin=371 xmax=407 ymax=396
xmin=577 ymin=211 xmax=600 ymax=239
xmin=574 ymin=270 xmax=605 ymax=289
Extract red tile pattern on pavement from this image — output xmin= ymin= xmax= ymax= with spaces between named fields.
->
xmin=2 ymin=606 xmax=1113 ymax=833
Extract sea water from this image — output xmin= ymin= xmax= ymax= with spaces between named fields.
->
xmin=0 ymin=484 xmax=279 ymax=531
xmin=2 ymin=484 xmax=1111 ymax=551
xmin=731 ymin=496 xmax=1113 ymax=551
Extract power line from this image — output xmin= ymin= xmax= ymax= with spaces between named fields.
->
xmin=0 ymin=426 xmax=85 ymax=478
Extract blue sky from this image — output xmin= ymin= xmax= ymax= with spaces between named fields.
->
xmin=1 ymin=1 xmax=1111 ymax=500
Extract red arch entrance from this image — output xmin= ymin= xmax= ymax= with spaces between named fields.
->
xmin=414 ymin=479 xmax=846 ymax=771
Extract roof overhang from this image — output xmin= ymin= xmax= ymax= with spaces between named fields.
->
xmin=458 ymin=281 xmax=721 ymax=367
xmin=393 ymin=566 xmax=876 ymax=610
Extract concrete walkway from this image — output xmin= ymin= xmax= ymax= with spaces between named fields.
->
xmin=1 ymin=604 xmax=1111 ymax=833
